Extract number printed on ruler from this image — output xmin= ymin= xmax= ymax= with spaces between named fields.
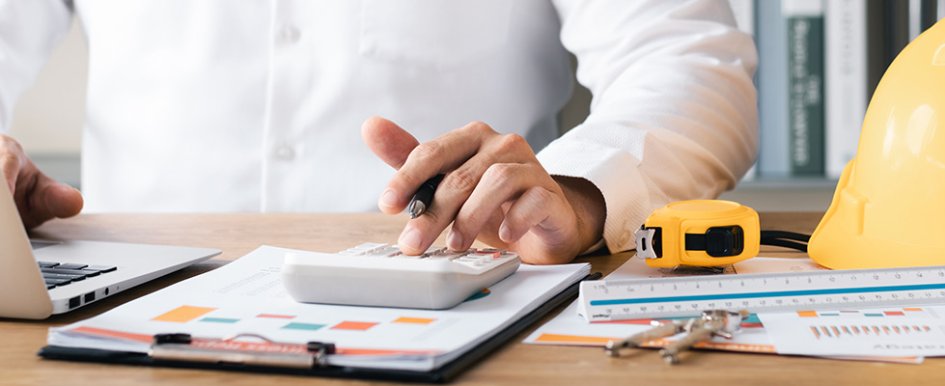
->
xmin=579 ymin=265 xmax=945 ymax=321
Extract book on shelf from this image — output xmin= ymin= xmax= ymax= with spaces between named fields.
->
xmin=748 ymin=0 xmax=941 ymax=181
xmin=784 ymin=0 xmax=825 ymax=176
xmin=728 ymin=0 xmax=758 ymax=181
xmin=755 ymin=0 xmax=791 ymax=179
xmin=824 ymin=0 xmax=867 ymax=179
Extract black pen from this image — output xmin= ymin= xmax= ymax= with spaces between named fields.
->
xmin=407 ymin=174 xmax=444 ymax=219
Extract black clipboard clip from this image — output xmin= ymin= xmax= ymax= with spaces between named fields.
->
xmin=150 ymin=333 xmax=336 ymax=369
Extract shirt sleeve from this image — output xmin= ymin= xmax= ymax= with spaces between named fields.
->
xmin=539 ymin=0 xmax=758 ymax=253
xmin=0 ymin=0 xmax=73 ymax=132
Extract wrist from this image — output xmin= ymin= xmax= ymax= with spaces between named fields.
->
xmin=553 ymin=176 xmax=606 ymax=255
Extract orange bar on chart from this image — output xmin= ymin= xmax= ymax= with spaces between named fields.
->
xmin=332 ymin=321 xmax=378 ymax=331
xmin=534 ymin=333 xmax=617 ymax=345
xmin=393 ymin=317 xmax=436 ymax=325
xmin=796 ymin=310 xmax=818 ymax=318
xmin=153 ymin=305 xmax=217 ymax=323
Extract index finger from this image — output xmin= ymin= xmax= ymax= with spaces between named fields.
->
xmin=381 ymin=121 xmax=496 ymax=213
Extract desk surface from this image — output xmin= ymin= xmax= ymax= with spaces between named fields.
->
xmin=5 ymin=212 xmax=944 ymax=385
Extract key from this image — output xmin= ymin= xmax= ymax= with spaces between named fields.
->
xmin=605 ymin=320 xmax=687 ymax=357
xmin=604 ymin=310 xmax=746 ymax=364
xmin=85 ymin=265 xmax=117 ymax=273
xmin=56 ymin=263 xmax=89 ymax=270
xmin=659 ymin=310 xmax=747 ymax=365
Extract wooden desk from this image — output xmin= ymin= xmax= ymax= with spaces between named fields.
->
xmin=4 ymin=213 xmax=944 ymax=385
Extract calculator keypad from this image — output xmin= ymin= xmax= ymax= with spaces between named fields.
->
xmin=342 ymin=243 xmax=514 ymax=269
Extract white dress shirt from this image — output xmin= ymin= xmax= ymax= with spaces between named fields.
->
xmin=0 ymin=0 xmax=757 ymax=253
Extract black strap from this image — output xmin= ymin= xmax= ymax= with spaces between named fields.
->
xmin=759 ymin=230 xmax=811 ymax=252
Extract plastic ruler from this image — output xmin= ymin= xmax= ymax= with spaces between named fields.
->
xmin=578 ymin=265 xmax=945 ymax=321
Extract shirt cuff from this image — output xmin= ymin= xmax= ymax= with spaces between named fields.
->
xmin=537 ymin=136 xmax=651 ymax=254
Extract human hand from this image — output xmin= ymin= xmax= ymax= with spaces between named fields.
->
xmin=361 ymin=117 xmax=605 ymax=264
xmin=1 ymin=134 xmax=83 ymax=229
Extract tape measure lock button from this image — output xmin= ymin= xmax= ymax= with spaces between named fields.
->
xmin=685 ymin=226 xmax=745 ymax=257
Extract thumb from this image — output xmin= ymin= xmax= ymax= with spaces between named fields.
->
xmin=361 ymin=116 xmax=420 ymax=170
xmin=20 ymin=176 xmax=83 ymax=229
xmin=41 ymin=181 xmax=84 ymax=219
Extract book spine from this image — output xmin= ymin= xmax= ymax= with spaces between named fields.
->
xmin=757 ymin=0 xmax=790 ymax=178
xmin=784 ymin=0 xmax=825 ymax=176
xmin=825 ymin=0 xmax=867 ymax=179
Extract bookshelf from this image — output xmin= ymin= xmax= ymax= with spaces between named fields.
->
xmin=724 ymin=0 xmax=942 ymax=211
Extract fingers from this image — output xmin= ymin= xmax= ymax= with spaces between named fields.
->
xmin=396 ymin=131 xmax=537 ymax=255
xmin=447 ymin=163 xmax=569 ymax=252
xmin=397 ymin=152 xmax=507 ymax=254
xmin=382 ymin=121 xmax=495 ymax=214
xmin=370 ymin=118 xmax=568 ymax=258
xmin=19 ymin=173 xmax=84 ymax=229
xmin=498 ymin=186 xmax=561 ymax=243
xmin=1 ymin=135 xmax=83 ymax=228
xmin=360 ymin=116 xmax=419 ymax=170
xmin=39 ymin=178 xmax=84 ymax=218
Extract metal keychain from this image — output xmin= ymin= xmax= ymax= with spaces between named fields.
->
xmin=605 ymin=309 xmax=747 ymax=364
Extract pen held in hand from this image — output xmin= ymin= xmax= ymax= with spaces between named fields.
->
xmin=407 ymin=174 xmax=444 ymax=219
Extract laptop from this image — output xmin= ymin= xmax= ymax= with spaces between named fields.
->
xmin=0 ymin=181 xmax=220 ymax=319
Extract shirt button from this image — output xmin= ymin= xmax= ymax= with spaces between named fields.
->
xmin=274 ymin=145 xmax=296 ymax=161
xmin=278 ymin=25 xmax=300 ymax=44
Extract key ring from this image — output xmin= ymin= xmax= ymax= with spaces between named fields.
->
xmin=605 ymin=309 xmax=748 ymax=364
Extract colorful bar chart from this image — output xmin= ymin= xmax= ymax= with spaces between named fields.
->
xmin=151 ymin=305 xmax=437 ymax=333
xmin=808 ymin=324 xmax=932 ymax=339
xmin=152 ymin=305 xmax=216 ymax=323
xmin=796 ymin=308 xmax=927 ymax=318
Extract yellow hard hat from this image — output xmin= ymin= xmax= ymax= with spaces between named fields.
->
xmin=809 ymin=19 xmax=945 ymax=269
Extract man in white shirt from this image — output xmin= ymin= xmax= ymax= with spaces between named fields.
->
xmin=0 ymin=0 xmax=757 ymax=264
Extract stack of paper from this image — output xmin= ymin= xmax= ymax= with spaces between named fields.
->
xmin=48 ymin=246 xmax=590 ymax=371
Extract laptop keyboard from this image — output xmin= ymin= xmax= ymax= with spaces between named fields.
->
xmin=38 ymin=261 xmax=118 ymax=289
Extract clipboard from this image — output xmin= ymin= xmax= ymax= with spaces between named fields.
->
xmin=39 ymin=272 xmax=601 ymax=383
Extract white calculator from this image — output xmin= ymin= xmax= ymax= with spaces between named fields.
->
xmin=282 ymin=243 xmax=521 ymax=309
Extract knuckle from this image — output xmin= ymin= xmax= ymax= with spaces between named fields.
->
xmin=526 ymin=186 xmax=555 ymax=203
xmin=0 ymin=135 xmax=22 ymax=153
xmin=464 ymin=120 xmax=496 ymax=136
xmin=0 ymin=153 xmax=20 ymax=170
xmin=409 ymin=142 xmax=443 ymax=164
xmin=495 ymin=133 xmax=529 ymax=154
xmin=482 ymin=163 xmax=517 ymax=186
xmin=442 ymin=167 xmax=480 ymax=193
xmin=392 ymin=169 xmax=421 ymax=189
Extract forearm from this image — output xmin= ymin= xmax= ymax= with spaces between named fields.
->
xmin=544 ymin=0 xmax=758 ymax=253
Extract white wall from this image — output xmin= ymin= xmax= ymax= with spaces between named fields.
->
xmin=7 ymin=21 xmax=87 ymax=155
xmin=3 ymin=18 xmax=831 ymax=211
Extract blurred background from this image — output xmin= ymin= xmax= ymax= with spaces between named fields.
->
xmin=9 ymin=1 xmax=944 ymax=212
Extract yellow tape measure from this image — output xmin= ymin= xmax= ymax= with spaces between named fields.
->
xmin=636 ymin=200 xmax=761 ymax=268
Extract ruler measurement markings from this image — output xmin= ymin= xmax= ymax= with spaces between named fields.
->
xmin=581 ymin=266 xmax=945 ymax=321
